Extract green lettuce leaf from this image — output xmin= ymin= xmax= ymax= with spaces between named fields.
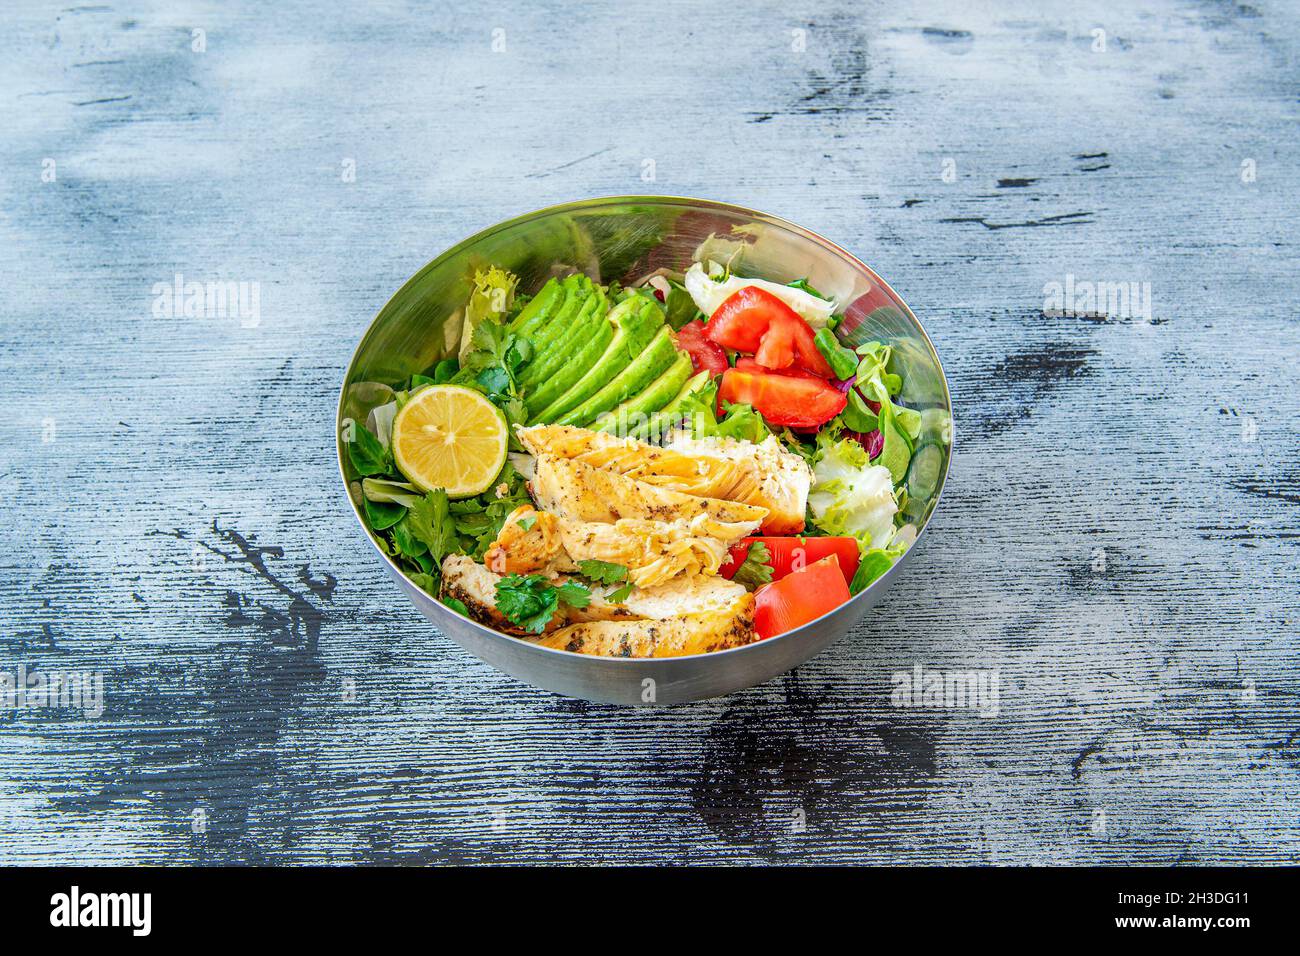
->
xmin=808 ymin=437 xmax=899 ymax=547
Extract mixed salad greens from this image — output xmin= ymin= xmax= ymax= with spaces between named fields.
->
xmin=342 ymin=256 xmax=945 ymax=650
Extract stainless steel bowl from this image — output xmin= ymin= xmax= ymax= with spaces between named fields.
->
xmin=337 ymin=196 xmax=952 ymax=705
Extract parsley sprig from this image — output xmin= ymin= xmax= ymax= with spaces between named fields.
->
xmin=577 ymin=560 xmax=634 ymax=602
xmin=494 ymin=574 xmax=591 ymax=633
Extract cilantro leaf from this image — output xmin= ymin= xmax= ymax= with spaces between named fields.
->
xmin=465 ymin=318 xmax=533 ymax=400
xmin=576 ymin=559 xmax=629 ymax=586
xmin=405 ymin=490 xmax=457 ymax=566
xmin=732 ymin=541 xmax=775 ymax=591
xmin=607 ymin=582 xmax=635 ymax=603
xmin=475 ymin=365 xmax=511 ymax=395
xmin=390 ymin=518 xmax=427 ymax=557
xmin=495 ymin=574 xmax=560 ymax=633
xmin=555 ymin=581 xmax=592 ymax=610
xmin=494 ymin=574 xmax=592 ymax=633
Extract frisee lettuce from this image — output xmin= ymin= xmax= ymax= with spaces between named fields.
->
xmin=459 ymin=266 xmax=519 ymax=362
xmin=807 ymin=437 xmax=899 ymax=548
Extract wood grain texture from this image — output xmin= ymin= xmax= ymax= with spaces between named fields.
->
xmin=0 ymin=0 xmax=1296 ymax=865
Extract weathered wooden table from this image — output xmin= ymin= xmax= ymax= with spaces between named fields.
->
xmin=0 ymin=0 xmax=1295 ymax=865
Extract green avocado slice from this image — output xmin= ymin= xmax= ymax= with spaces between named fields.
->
xmin=591 ymin=351 xmax=693 ymax=434
xmin=622 ymin=370 xmax=712 ymax=440
xmin=518 ymin=285 xmax=606 ymax=388
xmin=560 ymin=326 xmax=679 ymax=427
xmin=527 ymin=275 xmax=593 ymax=353
xmin=528 ymin=298 xmax=664 ymax=423
xmin=524 ymin=320 xmax=614 ymax=415
xmin=507 ymin=278 xmax=565 ymax=335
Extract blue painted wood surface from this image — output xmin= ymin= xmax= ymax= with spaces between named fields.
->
xmin=0 ymin=0 xmax=1296 ymax=864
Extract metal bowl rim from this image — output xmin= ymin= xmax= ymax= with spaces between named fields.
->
xmin=335 ymin=194 xmax=954 ymax=666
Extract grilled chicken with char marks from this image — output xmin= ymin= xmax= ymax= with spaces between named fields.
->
xmin=516 ymin=424 xmax=809 ymax=533
xmin=441 ymin=553 xmax=754 ymax=645
xmin=532 ymin=594 xmax=757 ymax=658
xmin=485 ymin=504 xmax=754 ymax=588
xmin=440 ymin=554 xmax=553 ymax=635
xmin=530 ymin=454 xmax=768 ymax=528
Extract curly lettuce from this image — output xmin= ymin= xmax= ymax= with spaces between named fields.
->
xmin=458 ymin=266 xmax=519 ymax=362
xmin=807 ymin=436 xmax=899 ymax=548
xmin=678 ymin=377 xmax=772 ymax=443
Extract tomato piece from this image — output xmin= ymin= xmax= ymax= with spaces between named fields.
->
xmin=734 ymin=356 xmax=827 ymax=382
xmin=705 ymin=286 xmax=834 ymax=378
xmin=721 ymin=537 xmax=860 ymax=586
xmin=718 ymin=368 xmax=846 ymax=429
xmin=673 ymin=319 xmax=728 ymax=375
xmin=753 ymin=555 xmax=852 ymax=639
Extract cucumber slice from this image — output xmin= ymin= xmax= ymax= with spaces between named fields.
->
xmin=905 ymin=441 xmax=943 ymax=503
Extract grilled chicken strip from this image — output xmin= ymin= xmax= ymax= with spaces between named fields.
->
xmin=441 ymin=553 xmax=752 ymax=635
xmin=661 ymin=433 xmax=812 ymax=534
xmin=532 ymin=594 xmax=757 ymax=658
xmin=567 ymin=573 xmax=750 ymax=624
xmin=440 ymin=554 xmax=558 ymax=635
xmin=485 ymin=504 xmax=757 ymax=588
xmin=530 ymin=454 xmax=768 ymax=528
xmin=516 ymin=424 xmax=809 ymax=533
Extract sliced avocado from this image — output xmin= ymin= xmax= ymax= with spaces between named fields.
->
xmin=559 ymin=325 xmax=679 ymax=427
xmin=507 ymin=278 xmax=564 ymax=334
xmin=624 ymin=370 xmax=712 ymax=440
xmin=518 ymin=285 xmax=606 ymax=388
xmin=528 ymin=298 xmax=664 ymax=423
xmin=524 ymin=320 xmax=614 ymax=415
xmin=528 ymin=275 xmax=593 ymax=353
xmin=592 ymin=351 xmax=693 ymax=433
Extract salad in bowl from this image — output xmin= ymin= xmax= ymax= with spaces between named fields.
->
xmin=342 ymin=251 xmax=947 ymax=660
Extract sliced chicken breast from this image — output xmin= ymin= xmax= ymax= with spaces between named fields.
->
xmin=517 ymin=424 xmax=809 ymax=534
xmin=443 ymin=552 xmax=753 ymax=648
xmin=567 ymin=574 xmax=750 ymax=624
xmin=663 ymin=433 xmax=812 ymax=534
xmin=533 ymin=594 xmax=757 ymax=658
xmin=531 ymin=454 xmax=768 ymax=529
xmin=440 ymin=553 xmax=565 ymax=635
xmin=483 ymin=504 xmax=748 ymax=588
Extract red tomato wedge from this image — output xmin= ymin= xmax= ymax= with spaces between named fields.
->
xmin=734 ymin=356 xmax=828 ymax=382
xmin=753 ymin=555 xmax=852 ymax=639
xmin=705 ymin=286 xmax=835 ymax=378
xmin=720 ymin=537 xmax=860 ymax=586
xmin=718 ymin=368 xmax=846 ymax=429
xmin=673 ymin=319 xmax=728 ymax=375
